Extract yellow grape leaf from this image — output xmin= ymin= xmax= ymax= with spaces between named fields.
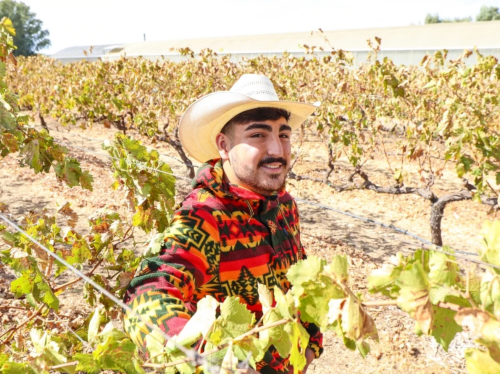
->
xmin=1 ymin=18 xmax=15 ymax=36
xmin=58 ymin=202 xmax=78 ymax=228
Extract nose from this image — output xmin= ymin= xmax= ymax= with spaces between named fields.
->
xmin=266 ymin=133 xmax=284 ymax=157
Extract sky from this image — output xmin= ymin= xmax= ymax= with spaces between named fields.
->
xmin=19 ymin=0 xmax=500 ymax=55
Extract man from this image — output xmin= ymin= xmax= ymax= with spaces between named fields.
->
xmin=124 ymin=74 xmax=322 ymax=373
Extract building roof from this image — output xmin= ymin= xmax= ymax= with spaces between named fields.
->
xmin=108 ymin=21 xmax=500 ymax=57
xmin=51 ymin=44 xmax=121 ymax=58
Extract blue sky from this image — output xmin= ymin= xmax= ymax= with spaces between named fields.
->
xmin=20 ymin=0 xmax=500 ymax=54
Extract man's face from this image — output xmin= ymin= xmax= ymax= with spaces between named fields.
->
xmin=216 ymin=117 xmax=292 ymax=196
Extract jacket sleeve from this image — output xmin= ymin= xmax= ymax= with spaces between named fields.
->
xmin=123 ymin=206 xmax=220 ymax=352
xmin=303 ymin=320 xmax=324 ymax=358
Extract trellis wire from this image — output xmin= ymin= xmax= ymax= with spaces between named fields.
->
xmin=59 ymin=141 xmax=192 ymax=181
xmin=55 ymin=130 xmax=197 ymax=169
xmin=0 ymin=213 xmax=204 ymax=367
xmin=294 ymin=197 xmax=482 ymax=259
xmin=62 ymin=140 xmax=481 ymax=258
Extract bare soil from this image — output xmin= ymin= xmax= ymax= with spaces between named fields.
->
xmin=1 ymin=114 xmax=497 ymax=374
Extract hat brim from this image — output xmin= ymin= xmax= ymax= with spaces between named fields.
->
xmin=178 ymin=91 xmax=318 ymax=163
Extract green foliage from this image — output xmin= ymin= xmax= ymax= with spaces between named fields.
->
xmin=0 ymin=0 xmax=50 ymax=56
xmin=425 ymin=13 xmax=472 ymax=24
xmin=103 ymin=133 xmax=176 ymax=233
xmin=74 ymin=324 xmax=144 ymax=374
xmin=464 ymin=348 xmax=500 ymax=374
xmin=368 ymin=221 xmax=500 ymax=368
xmin=0 ymin=17 xmax=91 ymax=190
xmin=476 ymin=6 xmax=500 ymax=21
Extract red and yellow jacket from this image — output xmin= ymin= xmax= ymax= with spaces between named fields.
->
xmin=123 ymin=159 xmax=323 ymax=373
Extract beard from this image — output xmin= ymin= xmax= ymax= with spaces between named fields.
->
xmin=230 ymin=153 xmax=288 ymax=195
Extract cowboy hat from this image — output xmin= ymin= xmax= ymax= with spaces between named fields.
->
xmin=178 ymin=74 xmax=319 ymax=163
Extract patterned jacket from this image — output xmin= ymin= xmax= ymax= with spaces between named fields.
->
xmin=123 ymin=159 xmax=323 ymax=373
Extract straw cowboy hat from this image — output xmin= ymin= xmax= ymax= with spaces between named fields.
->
xmin=178 ymin=74 xmax=319 ymax=163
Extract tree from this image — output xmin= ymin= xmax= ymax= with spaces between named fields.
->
xmin=425 ymin=14 xmax=441 ymax=24
xmin=0 ymin=0 xmax=50 ymax=56
xmin=476 ymin=5 xmax=500 ymax=21
xmin=425 ymin=13 xmax=472 ymax=24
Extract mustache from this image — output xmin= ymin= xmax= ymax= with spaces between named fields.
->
xmin=258 ymin=157 xmax=287 ymax=168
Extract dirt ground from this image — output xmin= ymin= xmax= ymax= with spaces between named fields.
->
xmin=1 ymin=114 xmax=497 ymax=374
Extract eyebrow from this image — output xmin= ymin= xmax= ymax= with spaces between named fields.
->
xmin=244 ymin=123 xmax=291 ymax=132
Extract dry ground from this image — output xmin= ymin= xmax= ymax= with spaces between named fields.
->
xmin=1 ymin=115 xmax=497 ymax=374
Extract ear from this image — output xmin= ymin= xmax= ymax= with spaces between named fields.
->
xmin=215 ymin=133 xmax=231 ymax=161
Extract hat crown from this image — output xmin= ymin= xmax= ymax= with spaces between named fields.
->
xmin=229 ymin=74 xmax=279 ymax=101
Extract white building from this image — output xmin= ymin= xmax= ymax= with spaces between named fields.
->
xmin=51 ymin=21 xmax=500 ymax=66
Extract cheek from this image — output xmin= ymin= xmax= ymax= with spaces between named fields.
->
xmin=231 ymin=144 xmax=262 ymax=164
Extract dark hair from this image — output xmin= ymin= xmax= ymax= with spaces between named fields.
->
xmin=220 ymin=107 xmax=291 ymax=137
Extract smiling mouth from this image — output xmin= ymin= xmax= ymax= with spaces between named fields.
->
xmin=261 ymin=163 xmax=283 ymax=171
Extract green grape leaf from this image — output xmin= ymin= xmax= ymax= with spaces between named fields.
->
xmin=20 ymin=139 xmax=43 ymax=172
xmin=286 ymin=321 xmax=309 ymax=374
xmin=481 ymin=221 xmax=500 ymax=273
xmin=429 ymin=306 xmax=462 ymax=351
xmin=67 ymin=237 xmax=92 ymax=265
xmin=206 ymin=297 xmax=256 ymax=366
xmin=342 ymin=296 xmax=378 ymax=342
xmin=274 ymin=287 xmax=295 ymax=321
xmin=327 ymin=296 xmax=377 ymax=356
xmin=122 ymin=136 xmax=150 ymax=161
xmin=288 ymin=256 xmax=345 ymax=328
xmin=464 ymin=348 xmax=500 ymax=374
xmin=92 ymin=335 xmax=138 ymax=374
xmin=294 ymin=278 xmax=345 ymax=329
xmin=37 ymin=279 xmax=59 ymax=311
xmin=356 ymin=340 xmax=371 ymax=358
xmin=217 ymin=296 xmax=255 ymax=338
xmin=144 ymin=329 xmax=166 ymax=363
xmin=329 ymin=318 xmax=356 ymax=351
xmin=480 ymin=271 xmax=500 ymax=317
xmin=74 ymin=353 xmax=102 ymax=374
xmin=259 ymin=308 xmax=292 ymax=358
xmin=54 ymin=158 xmax=94 ymax=190
xmin=469 ymin=272 xmax=483 ymax=307
xmin=10 ymin=271 xmax=35 ymax=296
xmin=233 ymin=334 xmax=264 ymax=368
xmin=368 ymin=253 xmax=404 ymax=297
xmin=0 ymin=362 xmax=36 ymax=374
xmin=0 ymin=354 xmax=7 ymax=368
xmin=396 ymin=262 xmax=433 ymax=334
xmin=324 ymin=255 xmax=349 ymax=284
xmin=428 ymin=251 xmax=458 ymax=304
xmin=287 ymin=256 xmax=325 ymax=287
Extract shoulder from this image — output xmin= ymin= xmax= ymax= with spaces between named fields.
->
xmin=174 ymin=187 xmax=226 ymax=222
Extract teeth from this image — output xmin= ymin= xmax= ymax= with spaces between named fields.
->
xmin=264 ymin=164 xmax=281 ymax=169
